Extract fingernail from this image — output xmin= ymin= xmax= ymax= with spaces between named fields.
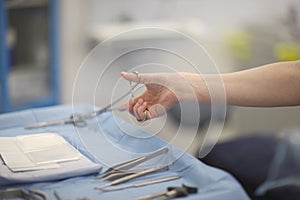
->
xmin=121 ymin=72 xmax=126 ymax=76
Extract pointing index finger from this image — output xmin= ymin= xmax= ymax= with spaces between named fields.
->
xmin=121 ymin=72 xmax=145 ymax=84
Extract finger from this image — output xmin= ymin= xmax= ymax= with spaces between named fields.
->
xmin=121 ymin=72 xmax=139 ymax=83
xmin=133 ymin=99 xmax=143 ymax=120
xmin=137 ymin=102 xmax=147 ymax=121
xmin=121 ymin=72 xmax=148 ymax=84
xmin=128 ymin=99 xmax=135 ymax=115
xmin=144 ymin=110 xmax=151 ymax=120
xmin=121 ymin=72 xmax=169 ymax=86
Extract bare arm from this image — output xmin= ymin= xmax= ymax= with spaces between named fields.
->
xmin=187 ymin=60 xmax=300 ymax=106
xmin=122 ymin=60 xmax=300 ymax=120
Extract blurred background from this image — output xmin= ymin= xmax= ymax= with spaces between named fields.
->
xmin=1 ymin=0 xmax=300 ymax=156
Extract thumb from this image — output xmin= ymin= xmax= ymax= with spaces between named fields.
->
xmin=121 ymin=72 xmax=141 ymax=83
xmin=121 ymin=72 xmax=164 ymax=85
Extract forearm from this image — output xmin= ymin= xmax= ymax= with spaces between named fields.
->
xmin=183 ymin=60 xmax=300 ymax=106
xmin=223 ymin=61 xmax=300 ymax=106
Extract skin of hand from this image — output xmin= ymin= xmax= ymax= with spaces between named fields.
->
xmin=121 ymin=72 xmax=198 ymax=121
xmin=121 ymin=60 xmax=300 ymax=121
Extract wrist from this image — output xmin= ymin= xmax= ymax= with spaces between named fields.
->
xmin=178 ymin=72 xmax=207 ymax=103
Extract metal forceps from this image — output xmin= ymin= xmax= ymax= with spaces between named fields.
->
xmin=25 ymin=71 xmax=141 ymax=129
xmin=95 ymin=147 xmax=170 ymax=190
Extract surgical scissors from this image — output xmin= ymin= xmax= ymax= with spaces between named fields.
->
xmin=25 ymin=71 xmax=141 ymax=129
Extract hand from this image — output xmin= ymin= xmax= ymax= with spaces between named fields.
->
xmin=121 ymin=72 xmax=196 ymax=121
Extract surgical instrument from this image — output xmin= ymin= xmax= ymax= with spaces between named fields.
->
xmin=54 ymin=191 xmax=62 ymax=200
xmin=95 ymin=147 xmax=170 ymax=189
xmin=25 ymin=71 xmax=141 ymax=129
xmin=98 ymin=147 xmax=169 ymax=180
xmin=0 ymin=188 xmax=49 ymax=200
xmin=100 ymin=168 xmax=150 ymax=181
xmin=99 ymin=175 xmax=181 ymax=192
xmin=95 ymin=165 xmax=170 ymax=190
xmin=135 ymin=184 xmax=198 ymax=200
